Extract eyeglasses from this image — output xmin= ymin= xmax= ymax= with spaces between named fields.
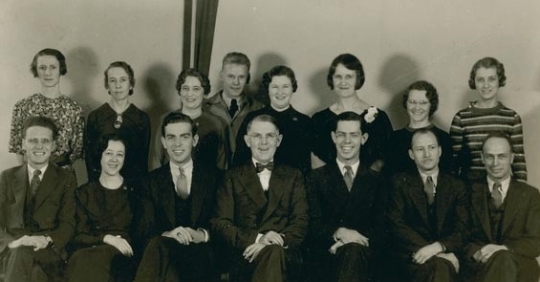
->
xmin=247 ymin=133 xmax=279 ymax=142
xmin=113 ymin=114 xmax=122 ymax=129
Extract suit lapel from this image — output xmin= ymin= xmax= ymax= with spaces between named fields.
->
xmin=261 ymin=166 xmax=287 ymax=223
xmin=157 ymin=164 xmax=176 ymax=227
xmin=501 ymin=181 xmax=524 ymax=235
xmin=189 ymin=164 xmax=208 ymax=225
xmin=471 ymin=183 xmax=492 ymax=241
xmin=408 ymin=173 xmax=429 ymax=225
xmin=238 ymin=164 xmax=268 ymax=209
xmin=33 ymin=165 xmax=58 ymax=211
xmin=435 ymin=174 xmax=451 ymax=233
xmin=12 ymin=166 xmax=28 ymax=213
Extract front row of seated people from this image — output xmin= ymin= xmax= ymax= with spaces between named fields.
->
xmin=1 ymin=112 xmax=539 ymax=282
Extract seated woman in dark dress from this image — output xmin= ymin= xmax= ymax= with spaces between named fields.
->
xmin=67 ymin=134 xmax=149 ymax=282
xmin=385 ymin=81 xmax=453 ymax=175
xmin=85 ymin=61 xmax=151 ymax=182
xmin=232 ymin=65 xmax=314 ymax=174
xmin=312 ymin=53 xmax=393 ymax=172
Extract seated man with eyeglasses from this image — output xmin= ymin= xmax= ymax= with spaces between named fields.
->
xmin=211 ymin=114 xmax=308 ymax=282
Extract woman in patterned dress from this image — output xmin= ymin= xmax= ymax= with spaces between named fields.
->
xmin=9 ymin=48 xmax=84 ymax=173
xmin=312 ymin=53 xmax=393 ymax=172
xmin=85 ymin=61 xmax=150 ymax=182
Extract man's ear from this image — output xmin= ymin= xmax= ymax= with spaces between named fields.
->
xmin=192 ymin=134 xmax=199 ymax=147
xmin=244 ymin=134 xmax=251 ymax=148
xmin=331 ymin=131 xmax=337 ymax=144
xmin=276 ymin=134 xmax=283 ymax=147
xmin=408 ymin=149 xmax=414 ymax=161
xmin=361 ymin=133 xmax=369 ymax=145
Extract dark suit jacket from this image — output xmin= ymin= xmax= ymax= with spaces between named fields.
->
xmin=0 ymin=164 xmax=76 ymax=253
xmin=307 ymin=163 xmax=386 ymax=247
xmin=464 ymin=180 xmax=540 ymax=259
xmin=386 ymin=171 xmax=469 ymax=259
xmin=144 ymin=161 xmax=219 ymax=237
xmin=211 ymin=163 xmax=308 ymax=251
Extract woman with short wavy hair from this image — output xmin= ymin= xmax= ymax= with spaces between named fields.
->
xmin=85 ymin=61 xmax=151 ymax=182
xmin=312 ymin=53 xmax=393 ymax=172
xmin=450 ymin=57 xmax=527 ymax=182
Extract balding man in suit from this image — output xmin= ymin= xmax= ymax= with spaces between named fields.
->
xmin=463 ymin=132 xmax=540 ymax=282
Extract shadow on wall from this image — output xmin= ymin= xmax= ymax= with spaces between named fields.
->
xmin=67 ymin=47 xmax=101 ymax=117
xmin=248 ymin=53 xmax=288 ymax=106
xmin=522 ymin=104 xmax=540 ymax=187
xmin=141 ymin=63 xmax=176 ymax=170
xmin=377 ymin=54 xmax=421 ymax=129
xmin=306 ymin=67 xmax=335 ymax=116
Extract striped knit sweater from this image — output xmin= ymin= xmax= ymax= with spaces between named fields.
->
xmin=450 ymin=102 xmax=527 ymax=182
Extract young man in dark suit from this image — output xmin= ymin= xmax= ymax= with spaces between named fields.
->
xmin=0 ymin=116 xmax=77 ymax=281
xmin=134 ymin=112 xmax=219 ymax=282
xmin=387 ymin=128 xmax=469 ymax=282
xmin=307 ymin=111 xmax=386 ymax=282
xmin=212 ymin=114 xmax=308 ymax=282
xmin=463 ymin=132 xmax=540 ymax=282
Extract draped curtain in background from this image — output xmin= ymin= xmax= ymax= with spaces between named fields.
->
xmin=182 ymin=0 xmax=219 ymax=75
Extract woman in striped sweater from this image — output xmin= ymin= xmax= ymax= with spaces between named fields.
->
xmin=450 ymin=57 xmax=527 ymax=182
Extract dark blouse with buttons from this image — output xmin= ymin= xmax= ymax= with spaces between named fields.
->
xmin=85 ymin=103 xmax=151 ymax=182
xmin=72 ymin=181 xmax=133 ymax=248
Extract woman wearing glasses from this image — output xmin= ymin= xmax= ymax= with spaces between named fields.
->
xmin=85 ymin=61 xmax=150 ymax=182
xmin=385 ymin=81 xmax=453 ymax=175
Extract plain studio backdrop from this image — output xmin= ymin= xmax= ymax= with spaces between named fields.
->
xmin=0 ymin=0 xmax=538 ymax=188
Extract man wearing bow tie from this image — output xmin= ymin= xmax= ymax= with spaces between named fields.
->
xmin=387 ymin=128 xmax=469 ymax=282
xmin=134 ymin=112 xmax=219 ymax=281
xmin=212 ymin=114 xmax=308 ymax=282
xmin=463 ymin=132 xmax=540 ymax=282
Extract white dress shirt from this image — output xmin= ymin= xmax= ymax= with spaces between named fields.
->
xmin=487 ymin=176 xmax=511 ymax=202
xmin=27 ymin=164 xmax=48 ymax=184
xmin=336 ymin=159 xmax=360 ymax=178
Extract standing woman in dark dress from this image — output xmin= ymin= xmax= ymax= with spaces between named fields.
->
xmin=385 ymin=81 xmax=453 ymax=175
xmin=233 ymin=65 xmax=314 ymax=174
xmin=85 ymin=61 xmax=151 ymax=182
xmin=67 ymin=134 xmax=149 ymax=282
xmin=9 ymin=48 xmax=84 ymax=173
xmin=312 ymin=53 xmax=393 ymax=172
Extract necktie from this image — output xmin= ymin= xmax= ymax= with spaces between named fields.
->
xmin=491 ymin=182 xmax=503 ymax=208
xmin=30 ymin=169 xmax=42 ymax=196
xmin=176 ymin=167 xmax=189 ymax=199
xmin=424 ymin=176 xmax=435 ymax=205
xmin=228 ymin=99 xmax=238 ymax=117
xmin=256 ymin=162 xmax=274 ymax=173
xmin=343 ymin=165 xmax=354 ymax=192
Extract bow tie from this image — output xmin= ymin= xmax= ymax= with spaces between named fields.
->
xmin=256 ymin=162 xmax=274 ymax=173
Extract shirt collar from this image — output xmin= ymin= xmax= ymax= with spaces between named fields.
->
xmin=170 ymin=159 xmax=193 ymax=174
xmin=419 ymin=169 xmax=439 ymax=186
xmin=27 ymin=163 xmax=49 ymax=181
xmin=336 ymin=159 xmax=360 ymax=177
xmin=221 ymin=91 xmax=245 ymax=108
xmin=487 ymin=176 xmax=511 ymax=197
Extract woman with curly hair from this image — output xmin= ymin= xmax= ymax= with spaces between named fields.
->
xmin=312 ymin=53 xmax=393 ymax=172
xmin=450 ymin=57 xmax=527 ymax=182
xmin=9 ymin=48 xmax=84 ymax=173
